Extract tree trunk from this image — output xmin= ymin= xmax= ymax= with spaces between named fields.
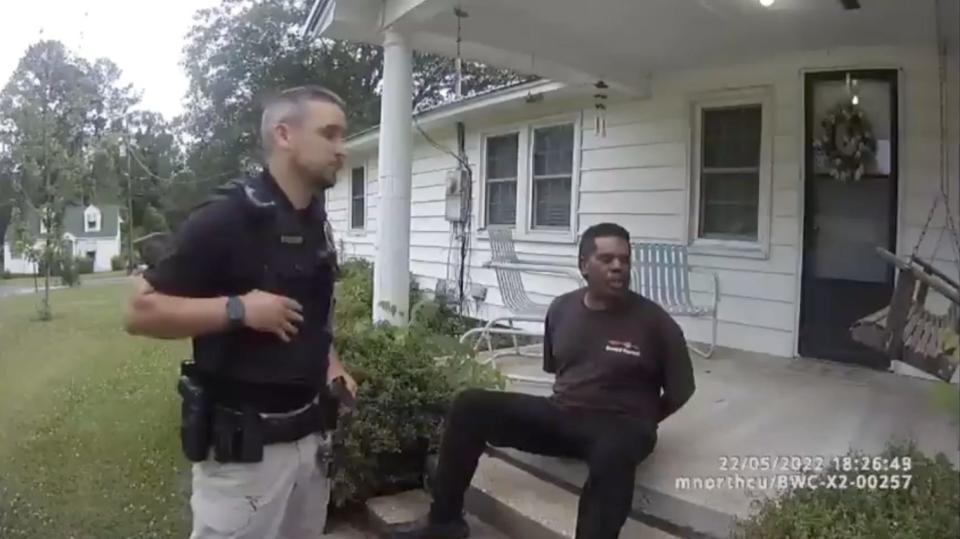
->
xmin=41 ymin=234 xmax=52 ymax=321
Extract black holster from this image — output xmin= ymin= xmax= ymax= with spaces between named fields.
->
xmin=177 ymin=361 xmax=212 ymax=462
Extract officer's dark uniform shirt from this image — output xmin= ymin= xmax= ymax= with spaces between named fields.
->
xmin=143 ymin=169 xmax=336 ymax=413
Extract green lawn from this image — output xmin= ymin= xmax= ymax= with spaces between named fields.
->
xmin=1 ymin=270 xmax=128 ymax=288
xmin=0 ymin=283 xmax=192 ymax=538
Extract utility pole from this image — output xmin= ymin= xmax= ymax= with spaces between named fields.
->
xmin=125 ymin=144 xmax=134 ymax=274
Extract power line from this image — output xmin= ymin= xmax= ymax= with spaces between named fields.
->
xmin=122 ymin=141 xmax=238 ymax=186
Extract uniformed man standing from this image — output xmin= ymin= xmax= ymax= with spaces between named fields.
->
xmin=123 ymin=85 xmax=357 ymax=539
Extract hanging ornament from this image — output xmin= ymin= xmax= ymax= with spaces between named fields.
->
xmin=846 ymin=72 xmax=860 ymax=105
xmin=594 ymin=80 xmax=609 ymax=138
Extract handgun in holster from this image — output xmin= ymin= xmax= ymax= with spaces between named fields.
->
xmin=177 ymin=360 xmax=212 ymax=462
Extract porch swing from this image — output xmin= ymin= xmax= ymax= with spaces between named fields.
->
xmin=848 ymin=6 xmax=959 ymax=382
xmin=850 ymin=242 xmax=960 ymax=382
xmin=848 ymin=126 xmax=958 ymax=381
xmin=848 ymin=134 xmax=960 ymax=382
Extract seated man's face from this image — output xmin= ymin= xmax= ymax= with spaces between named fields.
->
xmin=583 ymin=236 xmax=631 ymax=299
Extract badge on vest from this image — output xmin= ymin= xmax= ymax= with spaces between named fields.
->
xmin=280 ymin=235 xmax=304 ymax=244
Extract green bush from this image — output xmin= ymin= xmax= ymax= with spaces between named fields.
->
xmin=75 ymin=257 xmax=94 ymax=275
xmin=329 ymin=259 xmax=504 ymax=506
xmin=110 ymin=255 xmax=125 ymax=272
xmin=733 ymin=441 xmax=960 ymax=539
xmin=58 ymin=256 xmax=81 ymax=287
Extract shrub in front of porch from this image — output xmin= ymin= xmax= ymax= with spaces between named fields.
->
xmin=329 ymin=259 xmax=505 ymax=506
xmin=733 ymin=441 xmax=959 ymax=539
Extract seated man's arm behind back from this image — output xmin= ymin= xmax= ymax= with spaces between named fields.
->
xmin=542 ymin=300 xmax=561 ymax=374
xmin=124 ymin=201 xmax=234 ymax=339
xmin=657 ymin=314 xmax=695 ymax=423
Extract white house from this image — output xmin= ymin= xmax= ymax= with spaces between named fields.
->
xmin=307 ymin=0 xmax=959 ymax=373
xmin=2 ymin=204 xmax=123 ymax=274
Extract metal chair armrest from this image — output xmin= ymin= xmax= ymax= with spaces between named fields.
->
xmin=484 ymin=260 xmax=584 ymax=287
xmin=690 ymin=267 xmax=720 ymax=311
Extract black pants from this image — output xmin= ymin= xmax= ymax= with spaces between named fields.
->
xmin=430 ymin=389 xmax=657 ymax=539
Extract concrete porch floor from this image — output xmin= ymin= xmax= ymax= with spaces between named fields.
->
xmin=479 ymin=345 xmax=960 ymax=537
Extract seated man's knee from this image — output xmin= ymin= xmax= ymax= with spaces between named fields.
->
xmin=450 ymin=388 xmax=498 ymax=418
xmin=589 ymin=432 xmax=655 ymax=475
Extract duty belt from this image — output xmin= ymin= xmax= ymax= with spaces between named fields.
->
xmin=213 ymin=396 xmax=328 ymax=446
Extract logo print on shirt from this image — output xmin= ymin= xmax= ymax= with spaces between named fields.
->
xmin=605 ymin=340 xmax=642 ymax=357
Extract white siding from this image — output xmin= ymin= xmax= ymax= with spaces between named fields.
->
xmin=329 ymin=44 xmax=959 ymax=359
xmin=3 ymin=243 xmax=36 ymax=275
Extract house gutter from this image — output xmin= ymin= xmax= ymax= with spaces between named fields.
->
xmin=346 ymin=79 xmax=566 ymax=152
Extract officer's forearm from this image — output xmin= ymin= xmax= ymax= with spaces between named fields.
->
xmin=125 ymin=289 xmax=229 ymax=339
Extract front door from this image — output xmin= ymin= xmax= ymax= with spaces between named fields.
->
xmin=799 ymin=70 xmax=899 ymax=367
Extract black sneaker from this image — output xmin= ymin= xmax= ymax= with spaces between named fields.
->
xmin=388 ymin=518 xmax=470 ymax=539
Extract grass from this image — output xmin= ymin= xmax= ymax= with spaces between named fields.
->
xmin=0 ymin=283 xmax=191 ymax=538
xmin=1 ymin=271 xmax=127 ymax=288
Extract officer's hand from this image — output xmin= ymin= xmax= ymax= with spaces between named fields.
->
xmin=240 ymin=289 xmax=304 ymax=342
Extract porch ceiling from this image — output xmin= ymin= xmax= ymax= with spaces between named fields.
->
xmin=308 ymin=0 xmax=948 ymax=95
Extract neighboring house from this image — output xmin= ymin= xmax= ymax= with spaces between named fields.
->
xmin=308 ymin=1 xmax=959 ymax=373
xmin=2 ymin=204 xmax=122 ymax=274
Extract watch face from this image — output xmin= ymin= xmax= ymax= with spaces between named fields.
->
xmin=228 ymin=297 xmax=244 ymax=323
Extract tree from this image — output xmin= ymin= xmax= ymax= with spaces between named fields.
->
xmin=177 ymin=0 xmax=535 ymax=228
xmin=0 ymin=40 xmax=138 ymax=318
xmin=0 ymin=154 xmax=13 ymax=261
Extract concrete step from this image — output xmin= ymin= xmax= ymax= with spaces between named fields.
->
xmin=488 ymin=448 xmax=729 ymax=539
xmin=365 ymin=489 xmax=509 ymax=538
xmin=426 ymin=453 xmax=682 ymax=539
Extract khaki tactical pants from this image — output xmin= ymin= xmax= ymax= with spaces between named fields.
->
xmin=189 ymin=433 xmax=331 ymax=539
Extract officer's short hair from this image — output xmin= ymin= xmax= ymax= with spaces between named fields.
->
xmin=260 ymin=85 xmax=346 ymax=155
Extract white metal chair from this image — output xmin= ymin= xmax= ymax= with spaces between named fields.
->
xmin=631 ymin=242 xmax=719 ymax=358
xmin=460 ymin=228 xmax=583 ymax=363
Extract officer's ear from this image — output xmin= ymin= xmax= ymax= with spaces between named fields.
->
xmin=272 ymin=121 xmax=301 ymax=152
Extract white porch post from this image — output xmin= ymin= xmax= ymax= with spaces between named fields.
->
xmin=373 ymin=29 xmax=414 ymax=325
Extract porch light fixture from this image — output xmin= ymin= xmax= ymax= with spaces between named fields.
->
xmin=759 ymin=0 xmax=775 ymax=6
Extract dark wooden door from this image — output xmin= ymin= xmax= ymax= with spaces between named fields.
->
xmin=798 ymin=70 xmax=899 ymax=367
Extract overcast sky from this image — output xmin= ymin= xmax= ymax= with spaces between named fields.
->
xmin=1 ymin=0 xmax=222 ymax=121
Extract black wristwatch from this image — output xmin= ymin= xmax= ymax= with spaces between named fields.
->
xmin=226 ymin=296 xmax=245 ymax=330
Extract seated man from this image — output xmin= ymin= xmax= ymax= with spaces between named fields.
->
xmin=393 ymin=223 xmax=696 ymax=539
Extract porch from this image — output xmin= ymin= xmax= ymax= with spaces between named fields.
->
xmin=311 ymin=0 xmax=960 ymax=370
xmin=485 ymin=345 xmax=960 ymax=537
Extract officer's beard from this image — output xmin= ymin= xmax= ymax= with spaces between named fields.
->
xmin=292 ymin=159 xmax=335 ymax=191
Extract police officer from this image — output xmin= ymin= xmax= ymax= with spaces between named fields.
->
xmin=123 ymin=85 xmax=357 ymax=539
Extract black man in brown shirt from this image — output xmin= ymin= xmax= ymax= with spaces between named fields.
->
xmin=393 ymin=222 xmax=696 ymax=539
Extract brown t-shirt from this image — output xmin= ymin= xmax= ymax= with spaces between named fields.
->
xmin=543 ymin=288 xmax=695 ymax=427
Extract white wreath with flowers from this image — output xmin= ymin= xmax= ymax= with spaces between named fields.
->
xmin=812 ymin=102 xmax=877 ymax=182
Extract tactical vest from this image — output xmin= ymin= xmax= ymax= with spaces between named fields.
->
xmin=191 ymin=173 xmax=338 ymax=388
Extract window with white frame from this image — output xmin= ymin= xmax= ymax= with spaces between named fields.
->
xmin=531 ymin=124 xmax=574 ymax=229
xmin=692 ymin=92 xmax=771 ymax=250
xmin=484 ymin=133 xmax=519 ymax=226
xmin=481 ymin=122 xmax=576 ymax=235
xmin=84 ymin=206 xmax=101 ymax=233
xmin=349 ymin=166 xmax=365 ymax=230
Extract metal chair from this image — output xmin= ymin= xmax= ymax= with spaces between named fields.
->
xmin=631 ymin=242 xmax=719 ymax=358
xmin=460 ymin=227 xmax=583 ymax=363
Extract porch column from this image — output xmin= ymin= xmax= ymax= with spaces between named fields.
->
xmin=373 ymin=28 xmax=414 ymax=325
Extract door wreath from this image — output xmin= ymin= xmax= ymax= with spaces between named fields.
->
xmin=812 ymin=102 xmax=877 ymax=181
